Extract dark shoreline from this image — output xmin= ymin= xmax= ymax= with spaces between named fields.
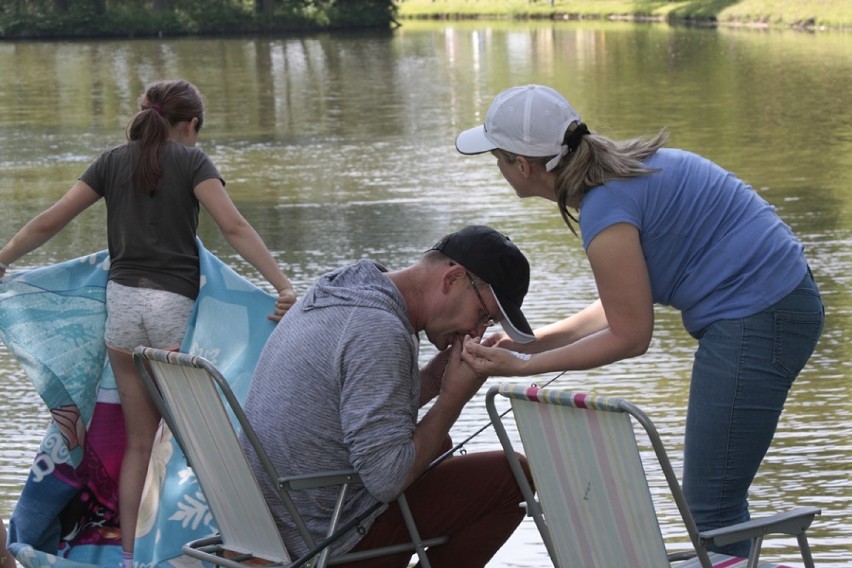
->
xmin=398 ymin=12 xmax=840 ymax=34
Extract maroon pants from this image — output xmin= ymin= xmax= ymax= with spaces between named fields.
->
xmin=341 ymin=450 xmax=531 ymax=568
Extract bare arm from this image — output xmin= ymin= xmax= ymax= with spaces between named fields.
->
xmin=488 ymin=299 xmax=609 ymax=354
xmin=418 ymin=346 xmax=451 ymax=406
xmin=525 ymin=299 xmax=609 ymax=351
xmin=194 ymin=178 xmax=296 ymax=319
xmin=0 ymin=181 xmax=100 ymax=276
xmin=462 ymin=223 xmax=654 ymax=376
xmin=402 ymin=336 xmax=485 ymax=489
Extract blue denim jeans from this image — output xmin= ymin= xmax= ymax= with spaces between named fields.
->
xmin=682 ymin=269 xmax=824 ymax=557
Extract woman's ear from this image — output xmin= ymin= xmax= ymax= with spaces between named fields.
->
xmin=515 ymin=155 xmax=534 ymax=178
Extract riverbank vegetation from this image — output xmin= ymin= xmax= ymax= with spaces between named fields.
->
xmin=396 ymin=0 xmax=852 ymax=31
xmin=1 ymin=0 xmax=849 ymax=38
xmin=0 ymin=0 xmax=398 ymax=39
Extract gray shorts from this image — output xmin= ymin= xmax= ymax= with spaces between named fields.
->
xmin=104 ymin=281 xmax=195 ymax=353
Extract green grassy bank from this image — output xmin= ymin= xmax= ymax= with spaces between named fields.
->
xmin=395 ymin=0 xmax=852 ymax=31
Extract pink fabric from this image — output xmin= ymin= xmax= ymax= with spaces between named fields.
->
xmin=712 ymin=559 xmax=745 ymax=568
xmin=52 ymin=401 xmax=125 ymax=551
xmin=525 ymin=386 xmax=541 ymax=401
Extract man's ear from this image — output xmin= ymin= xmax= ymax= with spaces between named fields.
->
xmin=442 ymin=262 xmax=466 ymax=293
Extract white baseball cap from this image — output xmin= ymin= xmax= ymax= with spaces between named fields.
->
xmin=455 ymin=84 xmax=582 ymax=171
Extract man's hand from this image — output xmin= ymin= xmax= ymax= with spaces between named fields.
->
xmin=439 ymin=335 xmax=487 ymax=403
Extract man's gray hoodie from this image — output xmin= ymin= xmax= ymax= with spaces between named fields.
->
xmin=241 ymin=259 xmax=421 ymax=557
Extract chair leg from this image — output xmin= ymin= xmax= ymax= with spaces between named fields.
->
xmin=746 ymin=536 xmax=763 ymax=568
xmin=797 ymin=534 xmax=816 ymax=568
xmin=318 ymin=483 xmax=353 ymax=568
xmin=397 ymin=493 xmax=432 ymax=568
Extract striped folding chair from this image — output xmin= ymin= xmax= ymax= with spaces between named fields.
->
xmin=486 ymin=384 xmax=820 ymax=568
xmin=133 ymin=346 xmax=447 ymax=568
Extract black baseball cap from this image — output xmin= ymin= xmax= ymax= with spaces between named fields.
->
xmin=429 ymin=225 xmax=535 ymax=344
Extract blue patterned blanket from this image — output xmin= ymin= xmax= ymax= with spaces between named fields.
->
xmin=0 ymin=243 xmax=277 ymax=567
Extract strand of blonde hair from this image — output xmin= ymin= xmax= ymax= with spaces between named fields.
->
xmin=555 ymin=129 xmax=669 ymax=235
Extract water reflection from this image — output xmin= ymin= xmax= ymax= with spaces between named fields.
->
xmin=1 ymin=21 xmax=850 ymax=566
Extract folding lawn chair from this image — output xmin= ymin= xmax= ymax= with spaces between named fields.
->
xmin=133 ymin=346 xmax=448 ymax=568
xmin=485 ymin=384 xmax=820 ymax=568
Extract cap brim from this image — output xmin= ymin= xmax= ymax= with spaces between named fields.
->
xmin=455 ymin=125 xmax=497 ymax=155
xmin=490 ymin=286 xmax=535 ymax=344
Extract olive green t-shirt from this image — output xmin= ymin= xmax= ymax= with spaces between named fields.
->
xmin=81 ymin=141 xmax=223 ymax=299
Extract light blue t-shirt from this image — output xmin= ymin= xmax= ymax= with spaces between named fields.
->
xmin=580 ymin=148 xmax=807 ymax=334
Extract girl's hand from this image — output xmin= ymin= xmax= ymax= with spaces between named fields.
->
xmin=268 ymin=287 xmax=297 ymax=322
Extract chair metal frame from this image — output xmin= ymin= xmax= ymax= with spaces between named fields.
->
xmin=486 ymin=384 xmax=820 ymax=568
xmin=133 ymin=346 xmax=447 ymax=568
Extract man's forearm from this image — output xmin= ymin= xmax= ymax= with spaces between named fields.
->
xmin=403 ymin=394 xmax=465 ymax=489
xmin=418 ymin=349 xmax=449 ymax=406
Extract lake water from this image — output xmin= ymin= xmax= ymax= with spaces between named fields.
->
xmin=0 ymin=20 xmax=850 ymax=567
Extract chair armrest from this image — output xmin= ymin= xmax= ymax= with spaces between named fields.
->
xmin=699 ymin=506 xmax=820 ymax=547
xmin=280 ymin=469 xmax=363 ymax=491
xmin=667 ymin=550 xmax=698 ymax=562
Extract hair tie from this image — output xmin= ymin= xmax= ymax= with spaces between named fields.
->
xmin=145 ymin=103 xmax=163 ymax=116
xmin=545 ymin=122 xmax=590 ymax=171
xmin=564 ymin=122 xmax=590 ymax=152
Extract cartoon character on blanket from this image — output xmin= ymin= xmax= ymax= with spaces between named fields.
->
xmin=0 ymin=244 xmax=277 ymax=567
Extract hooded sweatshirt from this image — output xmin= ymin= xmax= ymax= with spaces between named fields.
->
xmin=241 ymin=259 xmax=420 ymax=557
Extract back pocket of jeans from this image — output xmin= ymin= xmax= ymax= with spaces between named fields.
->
xmin=772 ymin=310 xmax=823 ymax=379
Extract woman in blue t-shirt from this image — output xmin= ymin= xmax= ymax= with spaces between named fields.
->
xmin=455 ymin=84 xmax=824 ymax=557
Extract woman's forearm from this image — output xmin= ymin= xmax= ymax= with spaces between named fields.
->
xmin=527 ymin=299 xmax=608 ymax=353
xmin=521 ymin=325 xmax=650 ymax=375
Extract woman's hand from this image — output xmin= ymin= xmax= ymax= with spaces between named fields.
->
xmin=461 ymin=335 xmax=529 ymax=377
xmin=268 ymin=287 xmax=297 ymax=322
xmin=481 ymin=330 xmax=512 ymax=348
